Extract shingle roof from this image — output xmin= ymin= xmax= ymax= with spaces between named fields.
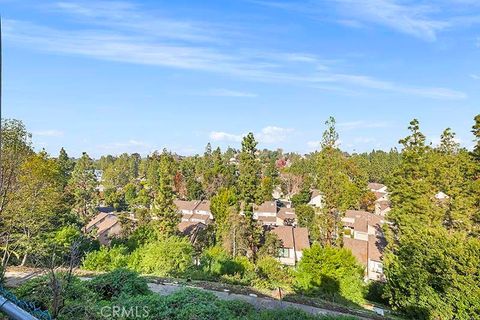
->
xmin=86 ymin=212 xmax=109 ymax=231
xmin=343 ymin=237 xmax=368 ymax=265
xmin=344 ymin=210 xmax=384 ymax=233
xmin=277 ymin=207 xmax=296 ymax=220
xmin=174 ymin=200 xmax=200 ymax=211
xmin=368 ymin=183 xmax=386 ymax=191
xmin=194 ymin=200 xmax=210 ymax=212
xmin=271 ymin=226 xmax=310 ymax=251
xmin=255 ymin=201 xmax=278 ymax=214
xmin=96 ymin=216 xmax=119 ymax=235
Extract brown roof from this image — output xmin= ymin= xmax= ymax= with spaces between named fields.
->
xmin=174 ymin=200 xmax=199 ymax=211
xmin=96 ymin=216 xmax=119 ymax=235
xmin=190 ymin=213 xmax=210 ymax=223
xmin=374 ymin=191 xmax=387 ymax=200
xmin=271 ymin=226 xmax=310 ymax=251
xmin=255 ymin=201 xmax=278 ymax=214
xmin=343 ymin=237 xmax=368 ymax=265
xmin=178 ymin=221 xmax=205 ymax=233
xmin=344 ymin=210 xmax=384 ymax=233
xmin=257 ymin=216 xmax=277 ymax=223
xmin=194 ymin=200 xmax=211 ymax=212
xmin=310 ymin=189 xmax=322 ymax=198
xmin=86 ymin=212 xmax=109 ymax=231
xmin=368 ymin=234 xmax=386 ymax=262
xmin=278 ymin=207 xmax=296 ymax=220
xmin=368 ymin=183 xmax=386 ymax=191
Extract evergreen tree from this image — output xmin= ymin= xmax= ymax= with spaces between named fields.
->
xmin=57 ymin=147 xmax=74 ymax=188
xmin=68 ymin=152 xmax=98 ymax=222
xmin=238 ymin=133 xmax=261 ymax=211
xmin=153 ymin=151 xmax=180 ymax=236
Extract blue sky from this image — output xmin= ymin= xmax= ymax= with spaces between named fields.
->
xmin=1 ymin=0 xmax=479 ymax=158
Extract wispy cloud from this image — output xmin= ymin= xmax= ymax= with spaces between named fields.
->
xmin=471 ymin=74 xmax=480 ymax=80
xmin=2 ymin=1 xmax=467 ymax=100
xmin=254 ymin=0 xmax=480 ymax=41
xmin=97 ymin=139 xmax=152 ymax=154
xmin=33 ymin=129 xmax=64 ymax=137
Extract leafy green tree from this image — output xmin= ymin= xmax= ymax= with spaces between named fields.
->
xmin=295 ymin=244 xmax=365 ymax=305
xmin=68 ymin=152 xmax=98 ymax=222
xmin=315 ymin=117 xmax=365 ymax=245
xmin=210 ymin=187 xmax=237 ymax=244
xmin=5 ymin=152 xmax=66 ymax=265
xmin=291 ymin=188 xmax=311 ymax=207
xmin=472 ymin=114 xmax=480 ymax=162
xmin=295 ymin=204 xmax=315 ymax=228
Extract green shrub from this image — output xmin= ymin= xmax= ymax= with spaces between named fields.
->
xmin=295 ymin=244 xmax=365 ymax=305
xmin=128 ymin=236 xmax=194 ymax=277
xmin=82 ymin=245 xmax=129 ymax=271
xmin=365 ymin=281 xmax=388 ymax=305
xmin=86 ymin=268 xmax=150 ymax=300
xmin=255 ymin=256 xmax=294 ymax=290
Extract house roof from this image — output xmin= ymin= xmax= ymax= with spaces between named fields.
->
xmin=86 ymin=212 xmax=109 ymax=231
xmin=257 ymin=215 xmax=277 ymax=223
xmin=310 ymin=189 xmax=322 ymax=198
xmin=278 ymin=207 xmax=296 ymax=220
xmin=178 ymin=221 xmax=205 ymax=233
xmin=190 ymin=213 xmax=210 ymax=224
xmin=368 ymin=234 xmax=386 ymax=262
xmin=344 ymin=210 xmax=384 ymax=233
xmin=343 ymin=237 xmax=368 ymax=265
xmin=255 ymin=201 xmax=278 ymax=213
xmin=96 ymin=215 xmax=119 ymax=235
xmin=368 ymin=183 xmax=386 ymax=191
xmin=194 ymin=200 xmax=211 ymax=212
xmin=374 ymin=191 xmax=387 ymax=200
xmin=270 ymin=226 xmax=310 ymax=251
xmin=174 ymin=200 xmax=199 ymax=211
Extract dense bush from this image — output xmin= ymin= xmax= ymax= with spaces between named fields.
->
xmin=14 ymin=270 xmax=355 ymax=320
xmin=82 ymin=245 xmax=129 ymax=271
xmin=128 ymin=236 xmax=194 ymax=277
xmin=255 ymin=256 xmax=294 ymax=290
xmin=86 ymin=268 xmax=150 ymax=300
xmin=295 ymin=244 xmax=365 ymax=305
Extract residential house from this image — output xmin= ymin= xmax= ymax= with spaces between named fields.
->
xmin=253 ymin=201 xmax=278 ymax=226
xmin=86 ymin=212 xmax=122 ymax=245
xmin=308 ymin=189 xmax=324 ymax=208
xmin=270 ymin=226 xmax=310 ymax=266
xmin=342 ymin=210 xmax=387 ymax=281
xmin=368 ymin=183 xmax=391 ymax=216
xmin=368 ymin=183 xmax=387 ymax=194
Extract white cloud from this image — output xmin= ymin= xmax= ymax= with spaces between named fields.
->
xmin=33 ymin=129 xmax=64 ymax=137
xmin=258 ymin=126 xmax=294 ymax=143
xmin=210 ymin=126 xmax=293 ymax=144
xmin=354 ymin=136 xmax=376 ymax=143
xmin=209 ymin=131 xmax=243 ymax=142
xmin=471 ymin=74 xmax=480 ymax=80
xmin=97 ymin=139 xmax=152 ymax=154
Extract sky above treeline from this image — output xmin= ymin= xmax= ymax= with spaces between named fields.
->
xmin=1 ymin=0 xmax=479 ymax=158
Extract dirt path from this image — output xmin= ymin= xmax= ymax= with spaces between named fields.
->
xmin=147 ymin=282 xmax=368 ymax=319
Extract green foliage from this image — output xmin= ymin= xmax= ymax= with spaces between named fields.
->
xmin=86 ymin=268 xmax=150 ymax=300
xmin=255 ymin=256 xmax=293 ymax=290
xmin=82 ymin=246 xmax=129 ymax=271
xmin=295 ymin=244 xmax=365 ymax=305
xmin=291 ymin=188 xmax=312 ymax=207
xmin=129 ymin=236 xmax=194 ymax=277
xmin=295 ymin=204 xmax=316 ymax=228
xmin=384 ymin=228 xmax=480 ymax=319
xmin=68 ymin=152 xmax=98 ymax=221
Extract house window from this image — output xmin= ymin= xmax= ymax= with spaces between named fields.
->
xmin=278 ymin=248 xmax=290 ymax=258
